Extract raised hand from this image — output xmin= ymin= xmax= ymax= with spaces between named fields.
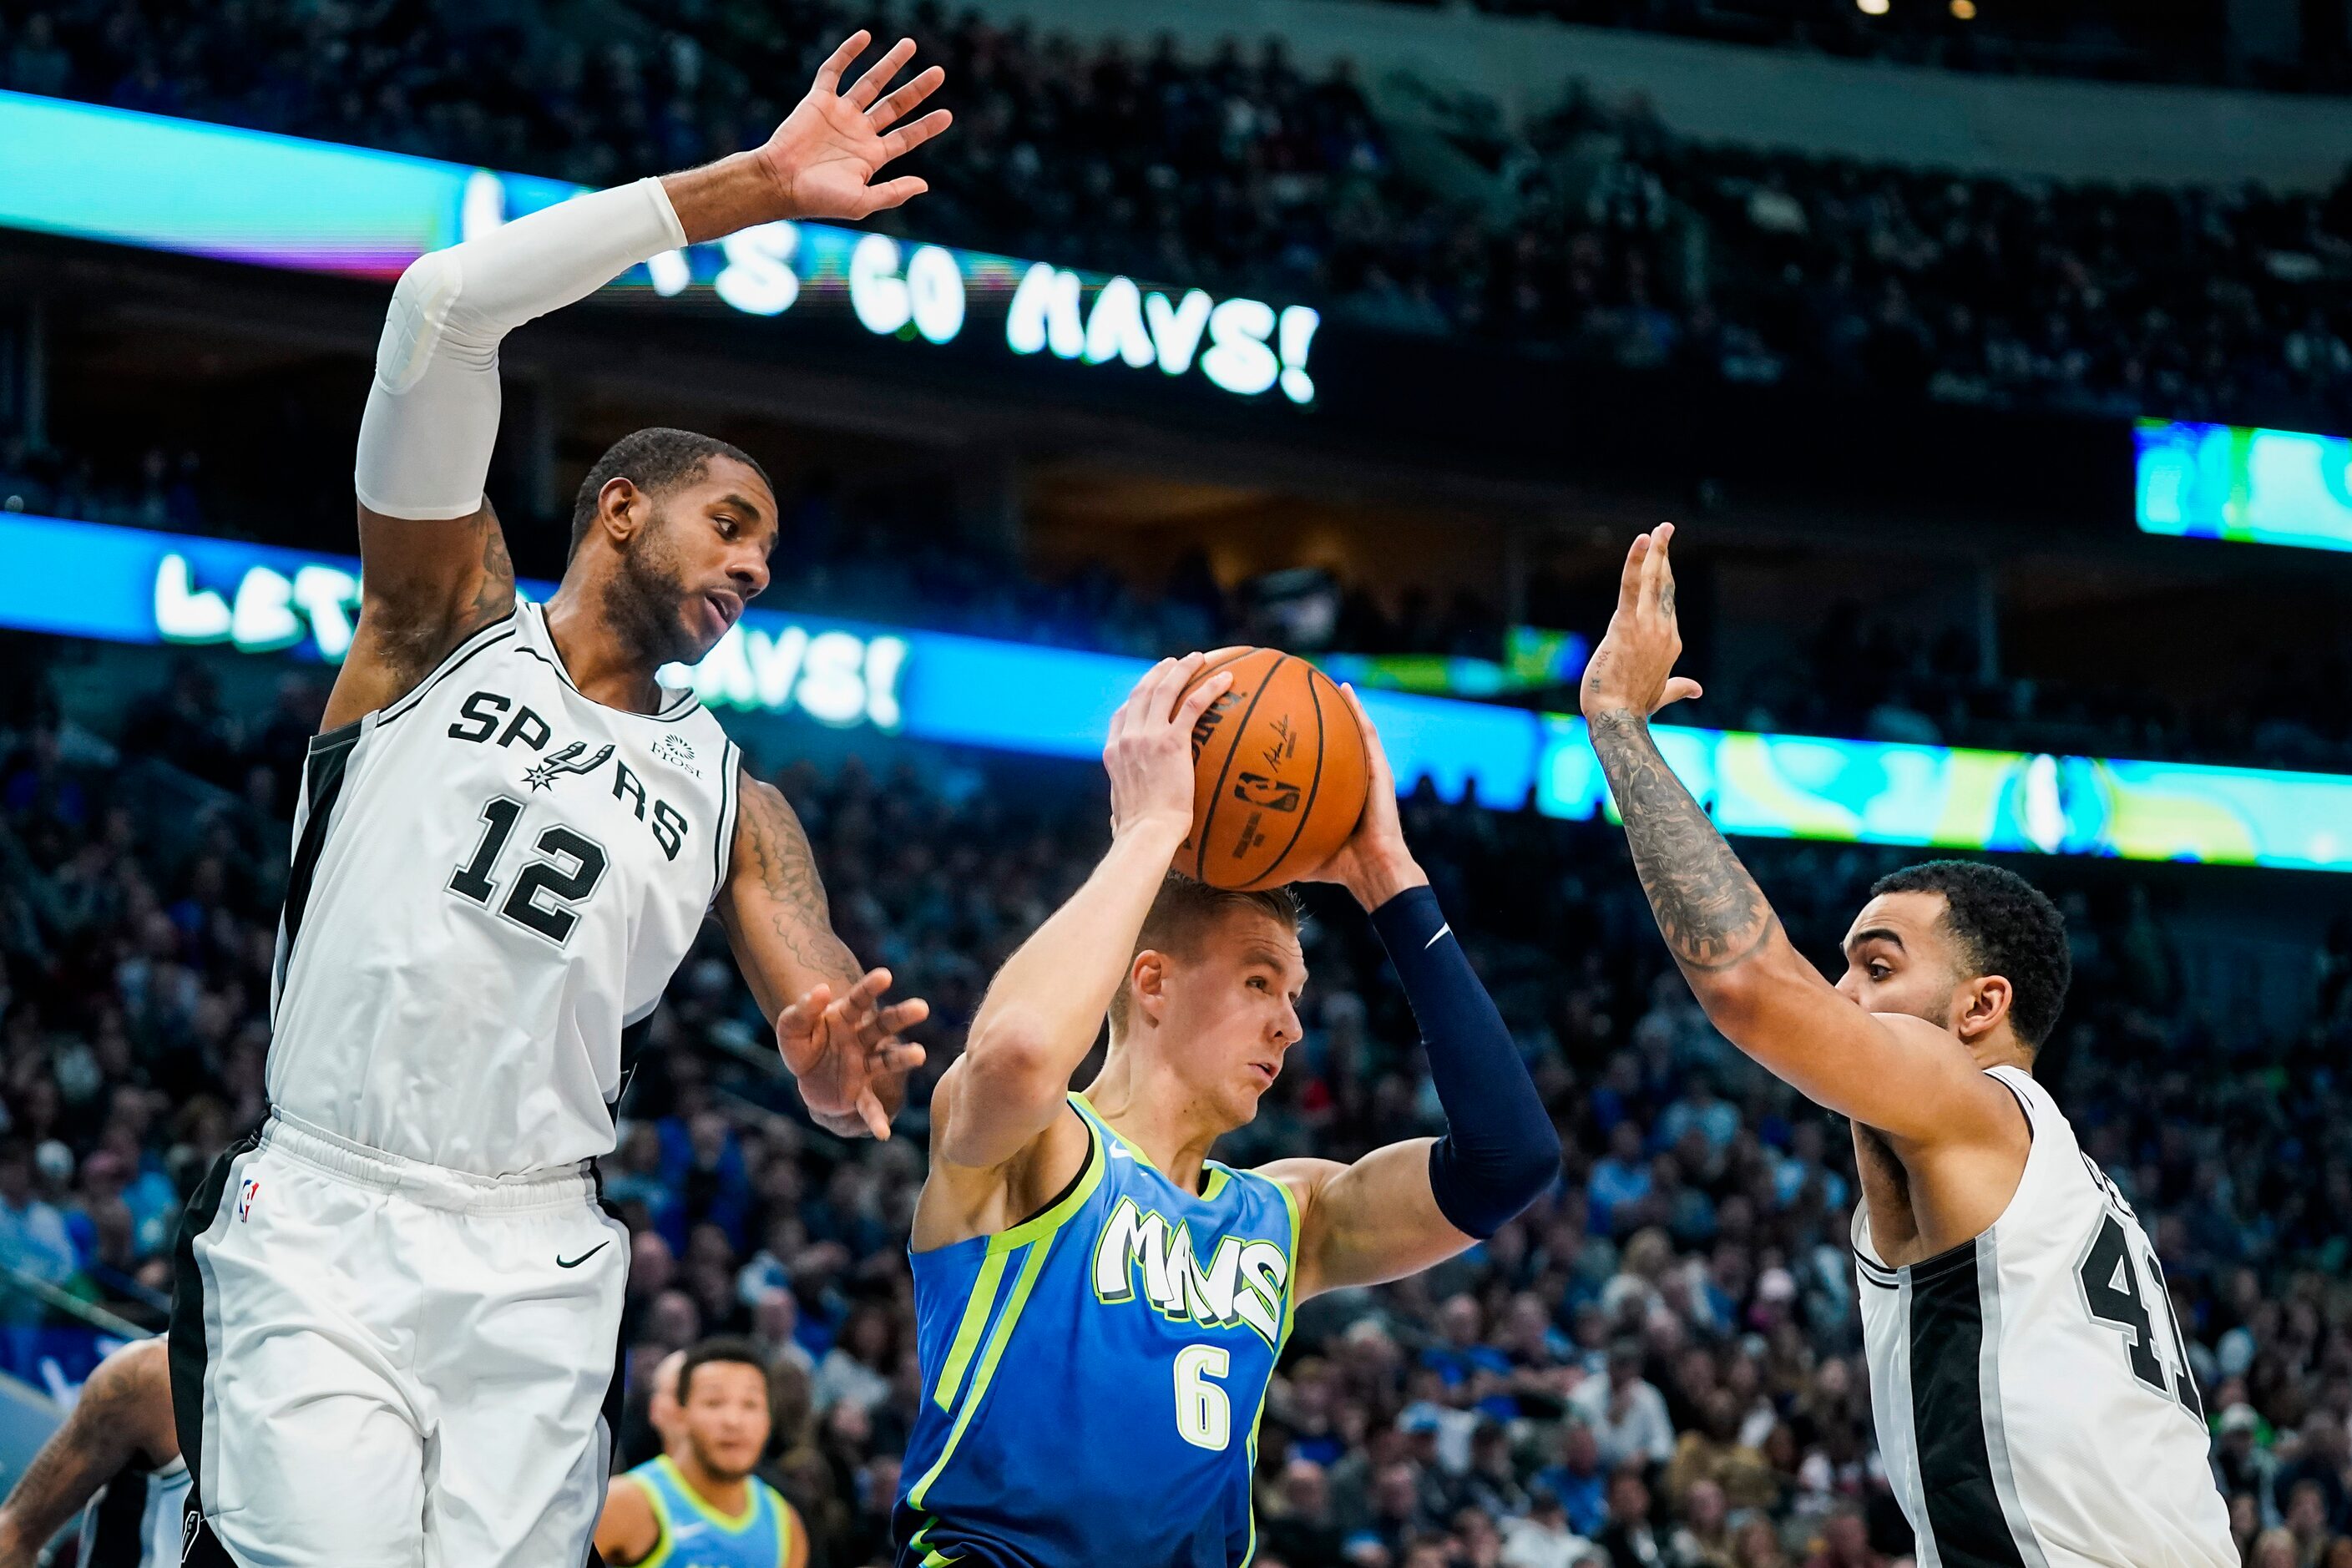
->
xmin=776 ymin=967 xmax=930 ymax=1140
xmin=1103 ymin=651 xmax=1235 ymax=844
xmin=1302 ymin=683 xmax=1428 ymax=909
xmin=1580 ymin=522 xmax=1705 ymax=723
xmin=759 ymin=32 xmax=953 ymax=222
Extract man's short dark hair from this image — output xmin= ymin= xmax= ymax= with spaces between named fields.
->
xmin=1107 ymin=872 xmax=1304 ymax=1035
xmin=1869 ymin=859 xmax=2071 ymax=1048
xmin=568 ymin=427 xmax=771 ymax=559
xmin=676 ymin=1335 xmax=771 ymax=1410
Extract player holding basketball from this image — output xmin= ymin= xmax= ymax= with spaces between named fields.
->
xmin=893 ymin=652 xmax=1561 ymax=1567
xmin=1580 ymin=524 xmax=2233 ymax=1566
xmin=169 ymin=31 xmax=946 ymax=1568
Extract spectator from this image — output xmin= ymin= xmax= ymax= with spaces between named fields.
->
xmin=1575 ymin=1342 xmax=1677 ymax=1471
xmin=1501 ymin=1484 xmax=1603 ymax=1568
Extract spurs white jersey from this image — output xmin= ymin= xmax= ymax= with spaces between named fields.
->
xmin=267 ymin=599 xmax=740 ymax=1176
xmin=1855 ymin=1065 xmax=2233 ymax=1568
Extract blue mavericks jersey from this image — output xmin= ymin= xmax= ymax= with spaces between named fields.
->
xmin=895 ymin=1093 xmax=1301 ymax=1568
xmin=625 ymin=1454 xmax=794 ymax=1568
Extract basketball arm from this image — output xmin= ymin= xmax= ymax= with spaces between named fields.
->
xmin=1271 ymin=693 xmax=1560 ymax=1298
xmin=941 ymin=816 xmax=1192 ymax=1171
xmin=1264 ymin=880 xmax=1561 ymax=1297
xmin=331 ymin=30 xmax=951 ymax=731
xmin=719 ymin=771 xmax=928 ymax=1141
xmin=331 ymin=175 xmax=689 ymax=729
xmin=1579 ymin=528 xmax=2016 ymax=1147
xmin=0 ymin=1340 xmax=173 ymax=1568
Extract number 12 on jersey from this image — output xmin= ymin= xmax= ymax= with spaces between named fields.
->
xmin=449 ymin=797 xmax=609 ymax=945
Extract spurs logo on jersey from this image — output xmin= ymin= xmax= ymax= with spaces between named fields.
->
xmin=266 ymin=600 xmax=741 ymax=1176
xmin=1855 ymin=1065 xmax=2235 ymax=1568
xmin=1091 ymin=1196 xmax=1289 ymax=1346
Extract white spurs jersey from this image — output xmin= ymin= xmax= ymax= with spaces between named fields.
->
xmin=268 ymin=600 xmax=740 ymax=1176
xmin=1855 ymin=1065 xmax=2233 ymax=1568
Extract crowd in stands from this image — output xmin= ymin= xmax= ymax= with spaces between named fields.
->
xmin=3 ymin=633 xmax=2352 ymax=1566
xmin=5 ymin=417 xmax=2347 ymax=778
xmin=1381 ymin=0 xmax=2326 ymax=94
xmin=6 ymin=3 xmax=2352 ymax=429
xmin=0 ymin=440 xmax=206 ymax=535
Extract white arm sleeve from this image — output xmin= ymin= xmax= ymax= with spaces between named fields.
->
xmin=353 ymin=177 xmax=690 ymax=520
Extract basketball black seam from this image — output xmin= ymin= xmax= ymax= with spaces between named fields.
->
xmin=1261 ymin=667 xmax=1331 ymax=885
xmin=1188 ymin=649 xmax=1259 ymax=878
xmin=1197 ymin=653 xmax=1282 ymax=882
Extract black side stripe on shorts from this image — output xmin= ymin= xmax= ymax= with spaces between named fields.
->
xmin=274 ymin=721 xmax=362 ymax=996
xmin=79 ymin=1471 xmax=148 ymax=1568
xmin=167 ymin=1129 xmax=258 ymax=1550
xmin=585 ymin=1188 xmax=632 ymax=1568
xmin=1907 ymin=1238 xmax=2036 ymax=1568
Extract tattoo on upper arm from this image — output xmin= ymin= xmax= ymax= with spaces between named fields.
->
xmin=733 ymin=772 xmax=860 ymax=988
xmin=464 ymin=509 xmax=517 ymax=628
xmin=1587 ymin=709 xmax=1776 ymax=971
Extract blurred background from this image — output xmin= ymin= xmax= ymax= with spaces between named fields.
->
xmin=2 ymin=0 xmax=2352 ymax=1563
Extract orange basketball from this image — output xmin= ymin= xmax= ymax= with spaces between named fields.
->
xmin=1178 ymin=648 xmax=1370 ymax=891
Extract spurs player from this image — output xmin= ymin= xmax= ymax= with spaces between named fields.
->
xmin=167 ymin=32 xmax=949 ymax=1568
xmin=1579 ymin=524 xmax=2232 ymax=1568
xmin=0 ymin=1338 xmax=186 ymax=1568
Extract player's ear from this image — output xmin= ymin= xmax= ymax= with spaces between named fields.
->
xmin=1131 ymin=950 xmax=1169 ymax=1029
xmin=1956 ymin=973 xmax=2011 ymax=1044
xmin=597 ymin=476 xmax=646 ymax=544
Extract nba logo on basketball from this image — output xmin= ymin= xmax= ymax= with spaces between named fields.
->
xmin=237 ymin=1177 xmax=260 ymax=1222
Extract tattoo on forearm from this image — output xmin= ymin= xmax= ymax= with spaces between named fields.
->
xmin=1 ymin=1363 xmax=136 ymax=1537
xmin=735 ymin=774 xmax=860 ymax=989
xmin=1587 ymin=709 xmax=1777 ymax=971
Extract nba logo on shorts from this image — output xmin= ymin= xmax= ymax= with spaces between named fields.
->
xmin=237 ymin=1177 xmax=260 ymax=1222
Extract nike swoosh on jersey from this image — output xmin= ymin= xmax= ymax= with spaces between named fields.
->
xmin=556 ymin=1241 xmax=612 ymax=1268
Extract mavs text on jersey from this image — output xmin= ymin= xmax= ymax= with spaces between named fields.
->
xmin=895 ymin=1095 xmax=1299 ymax=1568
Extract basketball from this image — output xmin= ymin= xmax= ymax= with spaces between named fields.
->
xmin=1178 ymin=648 xmax=1370 ymax=891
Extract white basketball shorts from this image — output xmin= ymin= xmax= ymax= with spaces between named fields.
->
xmin=168 ymin=1111 xmax=630 ymax=1568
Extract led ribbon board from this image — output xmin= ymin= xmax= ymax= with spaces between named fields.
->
xmin=2136 ymin=418 xmax=2352 ymax=553
xmin=0 ymin=90 xmax=1319 ymax=406
xmin=3 ymin=513 xmax=2345 ymax=872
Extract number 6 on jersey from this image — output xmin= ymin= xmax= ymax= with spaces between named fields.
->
xmin=1173 ymin=1344 xmax=1231 ymax=1451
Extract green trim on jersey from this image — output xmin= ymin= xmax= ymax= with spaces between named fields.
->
xmin=630 ymin=1454 xmax=792 ymax=1568
xmin=906 ymin=1103 xmax=1107 ymax=1511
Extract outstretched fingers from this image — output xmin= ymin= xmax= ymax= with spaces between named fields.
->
xmin=776 ymin=982 xmax=832 ymax=1035
xmin=869 ymin=64 xmax=945 ymax=129
xmin=844 ymin=37 xmax=918 ymax=111
xmin=858 ymin=176 xmax=930 ymax=216
xmin=1616 ymin=532 xmax=1651 ymax=619
xmin=812 ymin=31 xmax=872 ymax=97
xmin=880 ymin=108 xmax=953 ymax=163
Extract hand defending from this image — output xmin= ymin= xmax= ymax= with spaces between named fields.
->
xmin=1580 ymin=523 xmax=1705 ymax=723
xmin=776 ymin=968 xmax=929 ymax=1140
xmin=760 ymin=32 xmax=953 ymax=222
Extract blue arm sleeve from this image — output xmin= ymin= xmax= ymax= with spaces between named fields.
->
xmin=1368 ymin=884 xmax=1561 ymax=1238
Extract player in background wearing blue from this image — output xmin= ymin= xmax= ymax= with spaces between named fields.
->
xmin=894 ymin=653 xmax=1562 ymax=1568
xmin=594 ymin=1338 xmax=805 ymax=1568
